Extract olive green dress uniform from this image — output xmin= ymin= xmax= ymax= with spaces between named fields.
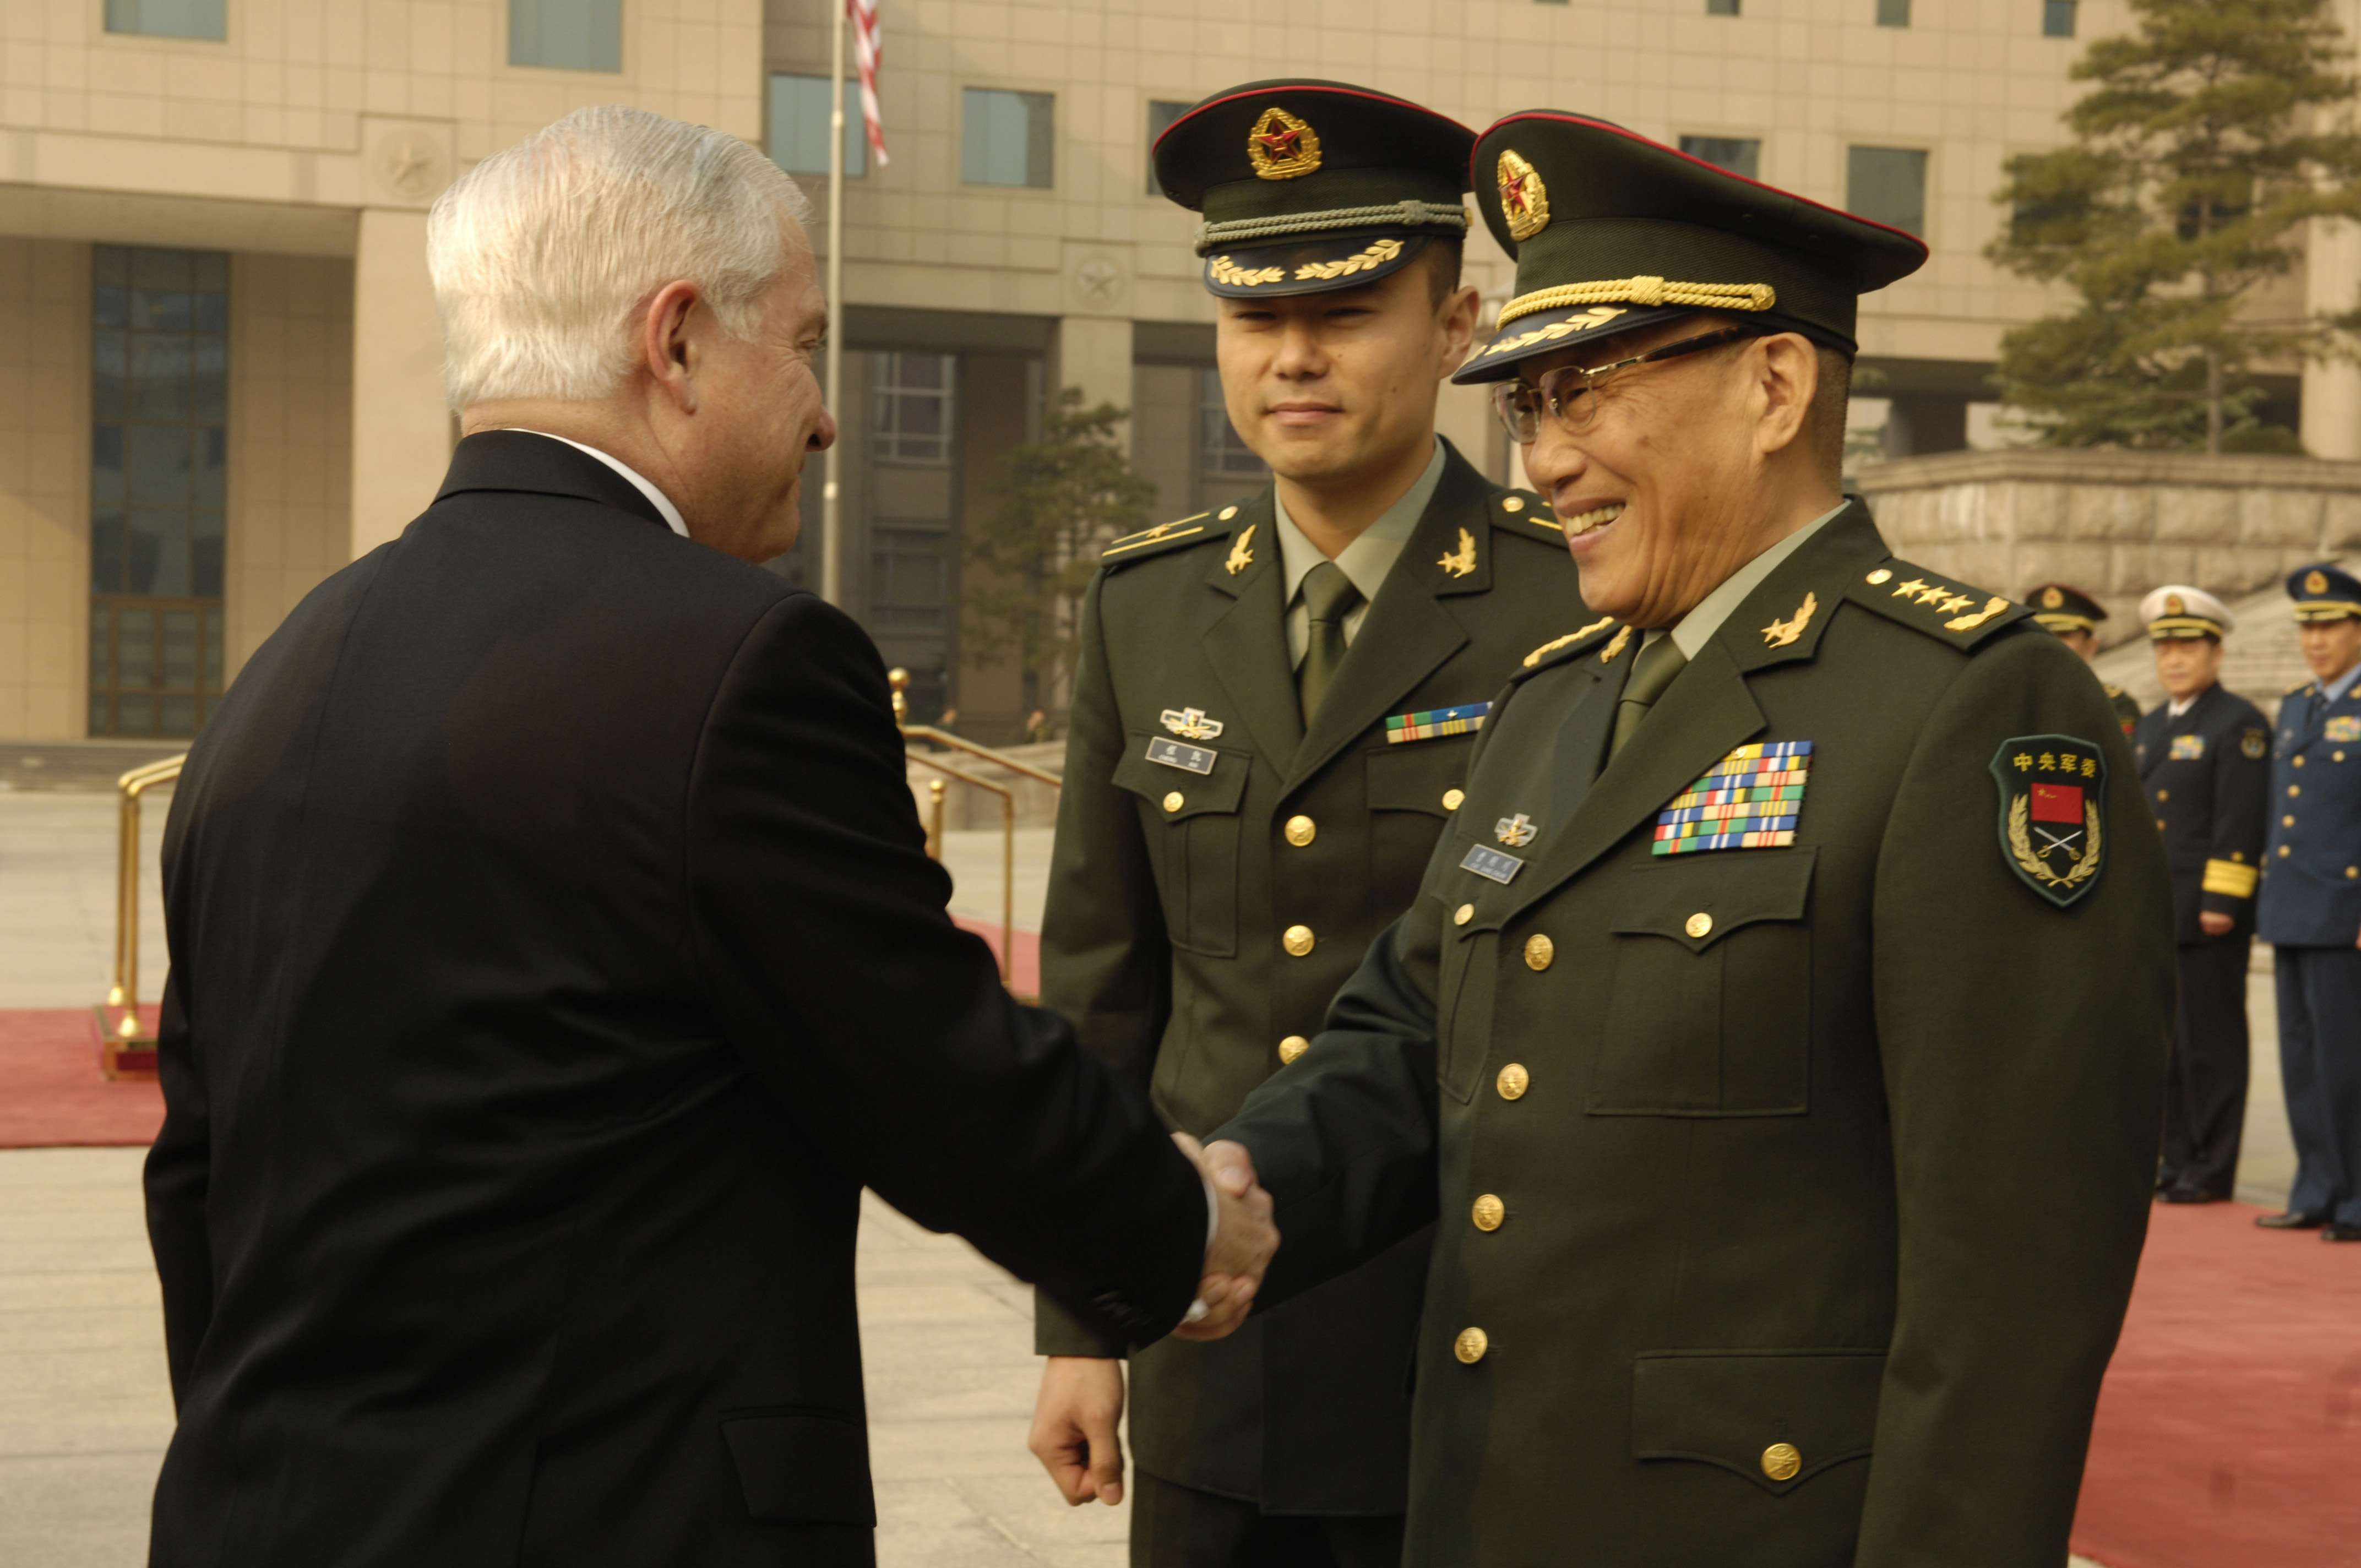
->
xmin=1212 ymin=112 xmax=2176 ymax=1568
xmin=2027 ymin=581 xmax=2142 ymax=735
xmin=1032 ymin=81 xmax=1590 ymax=1531
xmin=1034 ymin=447 xmax=1585 ymax=1512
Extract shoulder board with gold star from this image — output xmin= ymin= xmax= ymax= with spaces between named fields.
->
xmin=2288 ymin=677 xmax=2317 ymax=697
xmin=1843 ymin=561 xmax=2031 ymax=650
xmin=1101 ymin=511 xmax=1222 ymax=565
xmin=1487 ymin=487 xmax=1564 ymax=543
xmin=1513 ymin=614 xmax=1622 ymax=678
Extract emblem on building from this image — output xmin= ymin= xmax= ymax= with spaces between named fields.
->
xmin=1247 ymin=107 xmax=1321 ymax=180
xmin=1497 ymin=149 xmax=1550 ymax=242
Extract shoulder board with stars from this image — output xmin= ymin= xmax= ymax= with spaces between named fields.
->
xmin=2288 ymin=677 xmax=2317 ymax=697
xmin=1515 ymin=614 xmax=1621 ymax=676
xmin=1489 ymin=488 xmax=1564 ymax=542
xmin=1102 ymin=510 xmax=1228 ymax=564
xmin=1844 ymin=562 xmax=2031 ymax=649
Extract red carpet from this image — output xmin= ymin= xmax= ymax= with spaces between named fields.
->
xmin=0 ymin=1007 xmax=164 ymax=1148
xmin=2072 ymin=1202 xmax=2361 ymax=1567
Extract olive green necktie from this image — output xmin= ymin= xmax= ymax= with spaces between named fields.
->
xmin=1298 ymin=560 xmax=1363 ymax=725
xmin=1608 ymin=635 xmax=1688 ymax=760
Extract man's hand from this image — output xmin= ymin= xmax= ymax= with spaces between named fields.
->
xmin=1029 ymin=1357 xmax=1127 ymax=1505
xmin=1172 ymin=1135 xmax=1275 ymax=1342
xmin=2200 ymin=911 xmax=2234 ymax=937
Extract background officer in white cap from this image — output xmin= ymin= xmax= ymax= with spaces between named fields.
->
xmin=2132 ymin=585 xmax=2270 ymax=1203
xmin=2256 ymin=562 xmax=2361 ymax=1240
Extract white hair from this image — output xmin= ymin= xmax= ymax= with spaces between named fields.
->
xmin=428 ymin=105 xmax=814 ymax=409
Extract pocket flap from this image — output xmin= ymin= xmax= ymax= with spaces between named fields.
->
xmin=1631 ymin=1349 xmax=1883 ymax=1493
xmin=1608 ymin=847 xmax=1816 ymax=952
xmin=722 ymin=1409 xmax=877 ymax=1525
xmin=1112 ymin=731 xmax=1250 ymax=820
xmin=1366 ymin=737 xmax=1477 ymax=816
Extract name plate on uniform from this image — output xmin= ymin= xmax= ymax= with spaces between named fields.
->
xmin=1146 ymin=737 xmax=1217 ymax=775
xmin=1460 ymin=845 xmax=1524 ymax=885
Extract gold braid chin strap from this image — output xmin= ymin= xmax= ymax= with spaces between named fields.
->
xmin=1499 ymin=276 xmax=1775 ymax=328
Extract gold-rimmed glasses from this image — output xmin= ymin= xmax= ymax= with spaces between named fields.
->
xmin=1489 ymin=325 xmax=1760 ymax=445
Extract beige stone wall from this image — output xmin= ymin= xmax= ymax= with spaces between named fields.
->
xmin=1854 ymin=449 xmax=2361 ymax=649
xmin=0 ymin=237 xmax=91 ymax=740
xmin=226 ymin=252 xmax=353 ymax=678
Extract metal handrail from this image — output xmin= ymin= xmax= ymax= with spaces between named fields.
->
xmin=886 ymin=670 xmax=1062 ymax=989
xmin=106 ymin=753 xmax=186 ymax=1042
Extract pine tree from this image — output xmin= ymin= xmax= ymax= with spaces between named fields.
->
xmin=961 ymin=389 xmax=1155 ymax=716
xmin=1988 ymin=0 xmax=2361 ymax=452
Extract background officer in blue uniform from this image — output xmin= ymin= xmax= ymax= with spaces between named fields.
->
xmin=2132 ymin=586 xmax=2270 ymax=1204
xmin=2256 ymin=562 xmax=2361 ymax=1241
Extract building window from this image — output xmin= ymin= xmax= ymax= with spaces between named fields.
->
xmin=1706 ymin=0 xmax=1739 ymax=14
xmin=1146 ymin=100 xmax=1190 ymax=197
xmin=1847 ymin=146 xmax=1929 ymax=237
xmin=104 ymin=0 xmax=225 ymax=39
xmin=962 ymin=89 xmax=1055 ymax=189
xmin=90 ymin=244 xmax=228 ymax=739
xmin=870 ymin=528 xmax=951 ymax=630
xmin=770 ymin=73 xmax=866 ymax=178
xmin=509 ymin=0 xmax=622 ymax=72
xmin=1878 ymin=0 xmax=1911 ymax=23
xmin=1678 ymin=136 xmax=1761 ymax=181
xmin=1198 ymin=369 xmax=1264 ymax=478
xmin=2043 ymin=0 xmax=2077 ymax=37
xmin=872 ymin=352 xmax=956 ymax=465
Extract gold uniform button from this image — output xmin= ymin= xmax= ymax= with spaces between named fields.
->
xmin=2338 ymin=751 xmax=2349 ymax=763
xmin=1501 ymin=496 xmax=1525 ymax=514
xmin=2295 ymin=755 xmax=2307 ymax=767
xmin=2286 ymin=815 xmax=2297 ymax=827
xmin=1524 ymin=933 xmax=1555 ymax=971
xmin=1454 ymin=1326 xmax=1489 ymax=1364
xmin=1218 ymin=505 xmax=1239 ymax=520
xmin=1454 ymin=903 xmax=1475 ymax=925
xmin=1496 ymin=1063 xmax=1530 ymax=1099
xmin=1761 ymin=1442 xmax=1803 ymax=1482
xmin=1278 ymin=1035 xmax=1310 ymax=1064
xmin=1163 ymin=791 xmax=1185 ymax=812
xmin=1285 ymin=814 xmax=1316 ymax=846
xmin=2281 ymin=845 xmax=2293 ymax=857
xmin=1282 ymin=924 xmax=1315 ymax=957
xmin=1471 ymin=1194 xmax=1505 ymax=1231
xmin=2291 ymin=785 xmax=2303 ymax=797
xmin=1684 ymin=912 xmax=1713 ymax=940
xmin=2156 ymin=789 xmax=2168 ymax=801
xmin=1442 ymin=787 xmax=1466 ymax=811
xmin=2347 ymin=866 xmax=2358 ymax=879
xmin=1866 ymin=568 xmax=1893 ymax=585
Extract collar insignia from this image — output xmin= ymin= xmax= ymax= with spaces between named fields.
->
xmin=1161 ymin=706 xmax=1225 ymax=741
xmin=1437 ymin=527 xmax=1477 ymax=579
xmin=1225 ymin=524 xmax=1256 ymax=576
xmin=1761 ymin=591 xmax=1817 ymax=649
xmin=1247 ymin=107 xmax=1321 ymax=180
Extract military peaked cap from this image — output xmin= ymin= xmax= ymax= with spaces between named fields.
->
xmin=1154 ymin=79 xmax=1475 ymax=298
xmin=2025 ymin=582 xmax=2110 ymax=634
xmin=2140 ymin=584 xmax=2234 ymax=640
xmin=2287 ymin=561 xmax=2361 ymax=623
xmin=1454 ymin=111 xmax=1929 ymax=383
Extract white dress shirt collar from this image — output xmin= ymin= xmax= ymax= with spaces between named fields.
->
xmin=512 ymin=429 xmax=690 ymax=539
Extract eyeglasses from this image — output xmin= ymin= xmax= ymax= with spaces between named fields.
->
xmin=1489 ymin=325 xmax=1761 ymax=445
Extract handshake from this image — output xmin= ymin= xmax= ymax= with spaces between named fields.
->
xmin=1027 ymin=1133 xmax=1276 ymax=1508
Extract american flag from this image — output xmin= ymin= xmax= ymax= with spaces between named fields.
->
xmin=848 ymin=0 xmax=889 ymax=167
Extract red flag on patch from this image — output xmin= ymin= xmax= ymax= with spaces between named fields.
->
xmin=2031 ymin=782 xmax=2083 ymax=823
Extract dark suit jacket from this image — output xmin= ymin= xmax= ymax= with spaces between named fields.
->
xmin=2131 ymin=683 xmax=2270 ymax=942
xmin=1033 ymin=442 xmax=1587 ymax=1512
xmin=1216 ymin=504 xmax=2173 ymax=1567
xmin=143 ymin=433 xmax=1207 ymax=1568
xmin=2260 ymin=673 xmax=2361 ymax=945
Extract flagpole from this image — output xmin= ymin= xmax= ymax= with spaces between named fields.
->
xmin=820 ymin=0 xmax=846 ymax=606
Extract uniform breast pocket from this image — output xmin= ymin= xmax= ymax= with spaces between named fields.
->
xmin=1112 ymin=732 xmax=1251 ymax=958
xmin=1589 ymin=848 xmax=1815 ymax=1117
xmin=1366 ymin=739 xmax=1477 ymax=910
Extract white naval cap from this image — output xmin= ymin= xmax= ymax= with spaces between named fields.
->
xmin=2139 ymin=584 xmax=2235 ymax=640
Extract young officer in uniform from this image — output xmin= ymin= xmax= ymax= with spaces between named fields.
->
xmin=2131 ymin=586 xmax=2269 ymax=1203
xmin=2026 ymin=581 xmax=2141 ymax=734
xmin=2256 ymin=563 xmax=2361 ymax=1240
xmin=1198 ymin=112 xmax=2174 ymax=1568
xmin=1025 ymin=81 xmax=1587 ymax=1565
